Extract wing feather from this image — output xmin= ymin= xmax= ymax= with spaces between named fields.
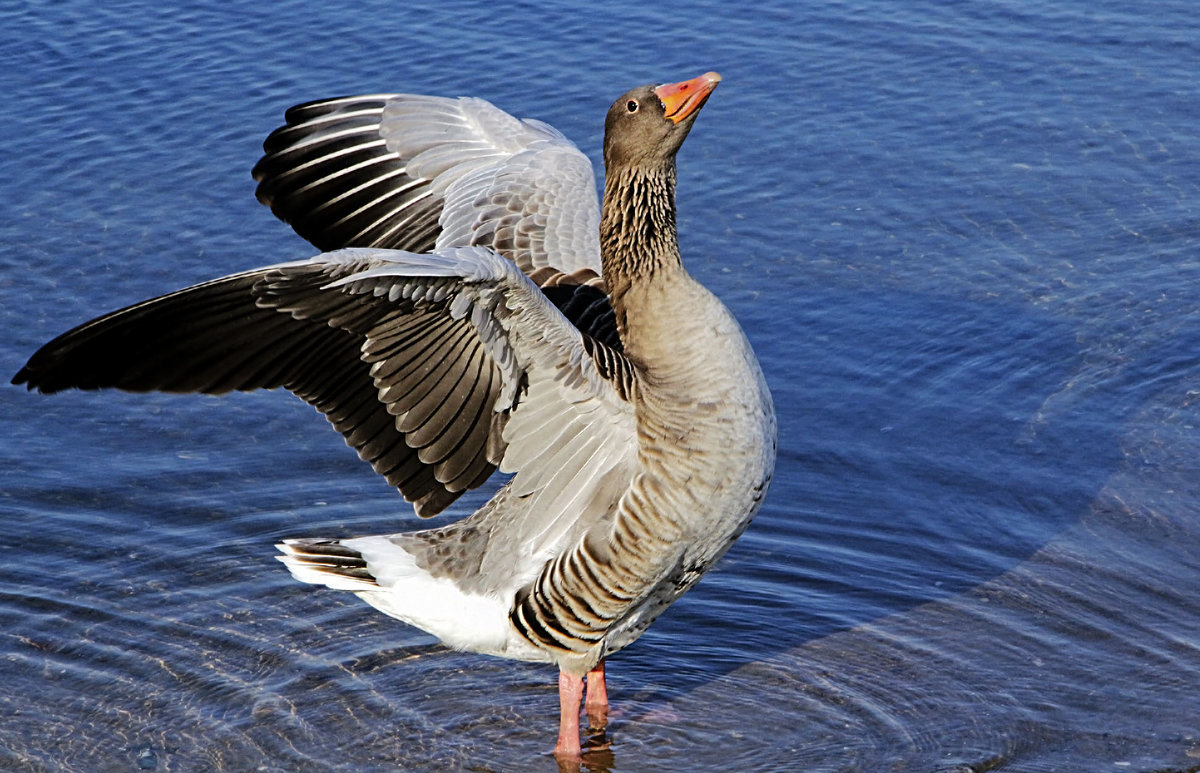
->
xmin=10 ymin=253 xmax=505 ymax=517
xmin=325 ymin=246 xmax=639 ymax=551
xmin=255 ymin=92 xmax=623 ymax=349
xmin=13 ymin=86 xmax=715 ymax=663
xmin=253 ymin=93 xmax=602 ymax=277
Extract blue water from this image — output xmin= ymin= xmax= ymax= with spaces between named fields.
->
xmin=3 ymin=1 xmax=1200 ymax=770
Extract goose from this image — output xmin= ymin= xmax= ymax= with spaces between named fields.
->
xmin=12 ymin=71 xmax=776 ymax=758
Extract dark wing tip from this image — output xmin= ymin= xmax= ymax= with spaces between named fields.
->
xmin=12 ymin=342 xmax=104 ymax=394
xmin=251 ymin=95 xmax=445 ymax=254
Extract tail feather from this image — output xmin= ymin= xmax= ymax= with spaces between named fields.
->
xmin=276 ymin=538 xmax=381 ymax=591
xmin=275 ymin=534 xmax=531 ymax=659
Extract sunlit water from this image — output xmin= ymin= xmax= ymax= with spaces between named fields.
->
xmin=3 ymin=1 xmax=1199 ymax=771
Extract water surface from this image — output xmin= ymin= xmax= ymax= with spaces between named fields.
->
xmin=2 ymin=1 xmax=1199 ymax=770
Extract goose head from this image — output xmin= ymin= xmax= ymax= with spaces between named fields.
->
xmin=603 ymin=71 xmax=721 ymax=170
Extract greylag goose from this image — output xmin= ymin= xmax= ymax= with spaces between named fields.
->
xmin=12 ymin=72 xmax=776 ymax=758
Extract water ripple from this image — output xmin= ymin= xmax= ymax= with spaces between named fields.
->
xmin=3 ymin=0 xmax=1200 ymax=770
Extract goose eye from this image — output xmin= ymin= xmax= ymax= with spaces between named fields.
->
xmin=626 ymin=100 xmax=639 ymax=113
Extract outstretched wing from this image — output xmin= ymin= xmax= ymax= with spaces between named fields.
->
xmin=12 ymin=248 xmax=637 ymax=524
xmin=253 ymin=94 xmax=602 ymax=277
xmin=252 ymin=92 xmax=620 ymax=351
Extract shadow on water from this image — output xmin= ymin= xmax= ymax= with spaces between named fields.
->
xmin=648 ymin=397 xmax=1200 ymax=772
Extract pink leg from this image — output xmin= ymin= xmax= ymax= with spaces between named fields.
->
xmin=584 ymin=659 xmax=608 ymax=728
xmin=555 ymin=670 xmax=583 ymax=759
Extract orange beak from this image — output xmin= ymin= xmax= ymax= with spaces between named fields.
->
xmin=655 ymin=71 xmax=722 ymax=124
